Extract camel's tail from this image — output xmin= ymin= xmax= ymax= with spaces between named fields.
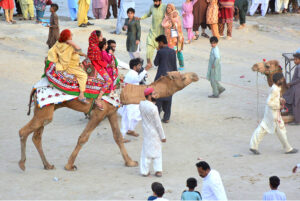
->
xmin=27 ymin=88 xmax=36 ymax=116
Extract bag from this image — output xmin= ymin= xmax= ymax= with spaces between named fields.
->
xmin=171 ymin=28 xmax=178 ymax=38
xmin=46 ymin=0 xmax=53 ymax=5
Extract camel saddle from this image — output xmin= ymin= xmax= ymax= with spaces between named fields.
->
xmin=44 ymin=59 xmax=120 ymax=99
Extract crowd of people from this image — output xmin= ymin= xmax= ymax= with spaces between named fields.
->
xmin=1 ymin=0 xmax=300 ymax=200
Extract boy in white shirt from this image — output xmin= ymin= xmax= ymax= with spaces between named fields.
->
xmin=263 ymin=176 xmax=286 ymax=201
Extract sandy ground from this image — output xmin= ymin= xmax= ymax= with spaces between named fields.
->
xmin=1 ymin=11 xmax=300 ymax=200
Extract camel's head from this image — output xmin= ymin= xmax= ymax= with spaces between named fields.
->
xmin=166 ymin=71 xmax=199 ymax=88
xmin=252 ymin=60 xmax=282 ymax=75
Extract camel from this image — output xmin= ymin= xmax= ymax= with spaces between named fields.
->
xmin=252 ymin=60 xmax=294 ymax=122
xmin=251 ymin=60 xmax=288 ymax=95
xmin=19 ymin=71 xmax=199 ymax=171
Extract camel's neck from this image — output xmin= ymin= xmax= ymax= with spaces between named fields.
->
xmin=149 ymin=79 xmax=183 ymax=98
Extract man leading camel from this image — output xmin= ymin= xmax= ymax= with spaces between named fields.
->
xmin=283 ymin=53 xmax=300 ymax=125
xmin=139 ymin=0 xmax=166 ymax=69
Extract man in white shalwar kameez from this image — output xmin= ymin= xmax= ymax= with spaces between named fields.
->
xmin=196 ymin=161 xmax=228 ymax=201
xmin=249 ymin=0 xmax=269 ymax=16
xmin=139 ymin=87 xmax=166 ymax=177
xmin=118 ymin=58 xmax=149 ymax=142
xmin=249 ymin=73 xmax=298 ymax=155
xmin=112 ymin=0 xmax=135 ymax=34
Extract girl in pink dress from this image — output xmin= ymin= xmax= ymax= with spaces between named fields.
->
xmin=182 ymin=0 xmax=198 ymax=44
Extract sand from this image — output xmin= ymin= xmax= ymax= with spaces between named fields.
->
xmin=0 ymin=10 xmax=300 ymax=200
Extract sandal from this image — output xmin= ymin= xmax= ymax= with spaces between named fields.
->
xmin=78 ymin=97 xmax=89 ymax=104
xmin=95 ymin=100 xmax=104 ymax=110
xmin=201 ymin=33 xmax=209 ymax=38
xmin=195 ymin=34 xmax=200 ymax=40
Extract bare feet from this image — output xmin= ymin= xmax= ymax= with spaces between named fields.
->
xmin=155 ymin=171 xmax=162 ymax=177
xmin=237 ymin=24 xmax=246 ymax=29
xmin=127 ymin=130 xmax=139 ymax=137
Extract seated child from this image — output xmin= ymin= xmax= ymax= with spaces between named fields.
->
xmin=181 ymin=178 xmax=202 ymax=200
xmin=48 ymin=29 xmax=88 ymax=103
xmin=152 ymin=182 xmax=168 ymax=201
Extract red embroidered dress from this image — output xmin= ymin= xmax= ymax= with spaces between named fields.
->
xmin=87 ymin=31 xmax=113 ymax=93
xmin=219 ymin=0 xmax=235 ymax=23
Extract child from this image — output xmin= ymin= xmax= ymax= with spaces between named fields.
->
xmin=234 ymin=0 xmax=248 ymax=29
xmin=48 ymin=29 xmax=88 ymax=103
xmin=99 ymin=38 xmax=113 ymax=64
xmin=263 ymin=176 xmax=286 ymax=201
xmin=47 ymin=4 xmax=59 ymax=49
xmin=206 ymin=0 xmax=219 ymax=39
xmin=207 ymin=36 xmax=225 ymax=98
xmin=153 ymin=182 xmax=168 ymax=201
xmin=182 ymin=0 xmax=198 ymax=44
xmin=123 ymin=7 xmax=141 ymax=59
xmin=19 ymin=0 xmax=35 ymax=20
xmin=34 ymin=0 xmax=47 ymax=23
xmin=249 ymin=72 xmax=298 ymax=155
xmin=181 ymin=178 xmax=202 ymax=200
xmin=148 ymin=182 xmax=161 ymax=201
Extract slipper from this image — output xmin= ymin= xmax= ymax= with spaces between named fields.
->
xmin=78 ymin=97 xmax=89 ymax=104
xmin=127 ymin=131 xmax=139 ymax=137
xmin=195 ymin=34 xmax=200 ymax=40
xmin=178 ymin=67 xmax=184 ymax=71
xmin=95 ymin=100 xmax=104 ymax=110
xmin=201 ymin=33 xmax=209 ymax=38
xmin=11 ymin=20 xmax=17 ymax=24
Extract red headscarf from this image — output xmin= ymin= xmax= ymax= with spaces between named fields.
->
xmin=87 ymin=30 xmax=102 ymax=61
xmin=59 ymin=29 xmax=72 ymax=43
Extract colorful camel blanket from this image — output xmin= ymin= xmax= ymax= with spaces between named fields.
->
xmin=34 ymin=77 xmax=121 ymax=108
xmin=44 ymin=61 xmax=120 ymax=99
xmin=34 ymin=77 xmax=77 ymax=108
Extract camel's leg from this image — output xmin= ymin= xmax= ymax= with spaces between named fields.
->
xmin=64 ymin=111 xmax=105 ymax=171
xmin=32 ymin=127 xmax=55 ymax=170
xmin=108 ymin=112 xmax=138 ymax=167
xmin=19 ymin=105 xmax=54 ymax=171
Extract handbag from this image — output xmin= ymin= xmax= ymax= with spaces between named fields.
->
xmin=171 ymin=28 xmax=178 ymax=38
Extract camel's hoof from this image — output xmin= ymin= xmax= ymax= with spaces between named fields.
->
xmin=44 ymin=164 xmax=55 ymax=170
xmin=64 ymin=164 xmax=78 ymax=171
xmin=125 ymin=160 xmax=138 ymax=167
xmin=18 ymin=161 xmax=26 ymax=171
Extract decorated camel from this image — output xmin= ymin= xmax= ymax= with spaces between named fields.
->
xmin=252 ymin=60 xmax=294 ymax=122
xmin=19 ymin=71 xmax=199 ymax=171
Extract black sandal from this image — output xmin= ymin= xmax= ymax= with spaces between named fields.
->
xmin=201 ymin=33 xmax=210 ymax=38
xmin=195 ymin=34 xmax=200 ymax=40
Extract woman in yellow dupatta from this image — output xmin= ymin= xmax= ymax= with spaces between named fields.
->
xmin=162 ymin=3 xmax=184 ymax=70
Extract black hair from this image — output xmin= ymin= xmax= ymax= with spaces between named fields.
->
xmin=210 ymin=36 xmax=218 ymax=44
xmin=153 ymin=183 xmax=165 ymax=197
xmin=99 ymin=38 xmax=107 ymax=50
xmin=187 ymin=177 xmax=197 ymax=189
xmin=51 ymin=3 xmax=59 ymax=11
xmin=106 ymin=46 xmax=113 ymax=53
xmin=272 ymin=72 xmax=284 ymax=84
xmin=269 ymin=176 xmax=280 ymax=189
xmin=107 ymin=39 xmax=116 ymax=46
xmin=155 ymin=35 xmax=168 ymax=45
xmin=129 ymin=58 xmax=141 ymax=69
xmin=127 ymin=7 xmax=135 ymax=14
xmin=293 ymin=53 xmax=300 ymax=59
xmin=95 ymin=30 xmax=102 ymax=37
xmin=151 ymin=182 xmax=161 ymax=192
xmin=196 ymin=161 xmax=210 ymax=170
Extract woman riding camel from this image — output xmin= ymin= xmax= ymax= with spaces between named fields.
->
xmin=161 ymin=3 xmax=184 ymax=70
xmin=87 ymin=30 xmax=115 ymax=110
xmin=48 ymin=29 xmax=88 ymax=103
